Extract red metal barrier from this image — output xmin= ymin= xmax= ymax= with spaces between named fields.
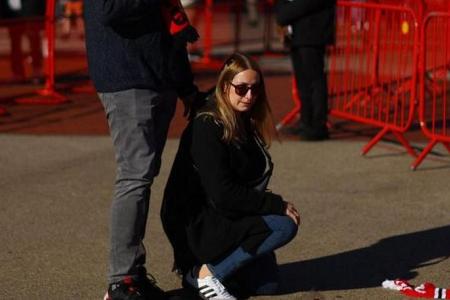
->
xmin=413 ymin=12 xmax=450 ymax=169
xmin=280 ymin=1 xmax=419 ymax=158
xmin=15 ymin=0 xmax=67 ymax=104
xmin=329 ymin=1 xmax=419 ymax=157
xmin=191 ymin=0 xmax=285 ymax=71
xmin=191 ymin=0 xmax=223 ymax=70
xmin=275 ymin=76 xmax=301 ymax=130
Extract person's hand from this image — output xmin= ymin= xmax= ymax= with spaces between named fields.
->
xmin=276 ymin=25 xmax=292 ymax=48
xmin=284 ymin=201 xmax=300 ymax=226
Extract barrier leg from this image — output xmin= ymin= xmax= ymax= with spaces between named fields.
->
xmin=275 ymin=107 xmax=300 ymax=131
xmin=361 ymin=126 xmax=389 ymax=155
xmin=191 ymin=0 xmax=223 ymax=71
xmin=15 ymin=0 xmax=68 ymax=105
xmin=392 ymin=130 xmax=417 ymax=157
xmin=410 ymin=138 xmax=438 ymax=170
xmin=276 ymin=76 xmax=301 ymax=130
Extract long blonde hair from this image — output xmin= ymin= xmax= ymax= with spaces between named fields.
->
xmin=200 ymin=52 xmax=276 ymax=146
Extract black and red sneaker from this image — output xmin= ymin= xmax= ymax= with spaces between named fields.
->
xmin=104 ymin=275 xmax=166 ymax=300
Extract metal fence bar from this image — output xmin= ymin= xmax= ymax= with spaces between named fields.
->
xmin=413 ymin=12 xmax=450 ymax=169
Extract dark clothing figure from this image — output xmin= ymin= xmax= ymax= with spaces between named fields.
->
xmin=84 ymin=1 xmax=198 ymax=299
xmin=84 ymin=1 xmax=195 ymax=95
xmin=276 ymin=0 xmax=336 ymax=140
xmin=161 ymin=113 xmax=297 ymax=298
xmin=162 ymin=114 xmax=286 ymax=268
xmin=1 ymin=0 xmax=45 ymax=81
xmin=161 ymin=52 xmax=299 ymax=300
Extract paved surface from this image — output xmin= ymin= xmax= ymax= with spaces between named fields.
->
xmin=1 ymin=133 xmax=450 ymax=300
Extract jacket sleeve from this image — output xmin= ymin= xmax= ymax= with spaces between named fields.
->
xmin=275 ymin=0 xmax=334 ymax=26
xmin=190 ymin=117 xmax=285 ymax=216
xmin=98 ymin=0 xmax=161 ymax=26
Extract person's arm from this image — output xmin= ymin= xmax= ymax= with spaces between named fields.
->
xmin=190 ymin=117 xmax=285 ymax=217
xmin=275 ymin=0 xmax=334 ymax=26
xmin=98 ymin=0 xmax=161 ymax=26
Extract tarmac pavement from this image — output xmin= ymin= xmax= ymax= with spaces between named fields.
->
xmin=1 ymin=133 xmax=450 ymax=300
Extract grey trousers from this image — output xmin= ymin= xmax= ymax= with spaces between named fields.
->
xmin=99 ymin=88 xmax=177 ymax=283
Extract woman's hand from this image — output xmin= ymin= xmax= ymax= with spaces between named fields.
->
xmin=284 ymin=201 xmax=300 ymax=226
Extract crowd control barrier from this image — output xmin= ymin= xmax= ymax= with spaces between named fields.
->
xmin=190 ymin=0 xmax=286 ymax=70
xmin=328 ymin=1 xmax=419 ymax=157
xmin=281 ymin=1 xmax=420 ymax=159
xmin=275 ymin=76 xmax=301 ymax=130
xmin=1 ymin=0 xmax=67 ymax=105
xmin=413 ymin=12 xmax=450 ymax=169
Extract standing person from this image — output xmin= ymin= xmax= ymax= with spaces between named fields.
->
xmin=83 ymin=1 xmax=200 ymax=299
xmin=161 ymin=52 xmax=299 ymax=300
xmin=1 ymin=0 xmax=45 ymax=82
xmin=276 ymin=0 xmax=336 ymax=141
xmin=60 ymin=0 xmax=84 ymax=39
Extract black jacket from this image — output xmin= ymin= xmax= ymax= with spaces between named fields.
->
xmin=275 ymin=0 xmax=336 ymax=47
xmin=83 ymin=0 xmax=196 ymax=95
xmin=161 ymin=114 xmax=285 ymax=273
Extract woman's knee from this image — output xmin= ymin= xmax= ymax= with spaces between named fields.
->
xmin=282 ymin=216 xmax=298 ymax=242
xmin=263 ymin=215 xmax=298 ymax=243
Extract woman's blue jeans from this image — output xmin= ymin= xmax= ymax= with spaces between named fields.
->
xmin=208 ymin=215 xmax=298 ymax=294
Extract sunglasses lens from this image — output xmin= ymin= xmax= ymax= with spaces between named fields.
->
xmin=235 ymin=85 xmax=249 ymax=96
xmin=233 ymin=84 xmax=259 ymax=96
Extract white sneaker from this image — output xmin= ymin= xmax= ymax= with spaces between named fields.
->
xmin=185 ymin=269 xmax=236 ymax=300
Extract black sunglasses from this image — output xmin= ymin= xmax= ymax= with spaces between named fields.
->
xmin=230 ymin=83 xmax=260 ymax=97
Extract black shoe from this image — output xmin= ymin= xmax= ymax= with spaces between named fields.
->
xmin=104 ymin=277 xmax=146 ymax=300
xmin=104 ymin=274 xmax=166 ymax=300
xmin=138 ymin=273 xmax=166 ymax=299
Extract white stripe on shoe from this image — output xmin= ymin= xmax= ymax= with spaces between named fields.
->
xmin=184 ymin=267 xmax=236 ymax=300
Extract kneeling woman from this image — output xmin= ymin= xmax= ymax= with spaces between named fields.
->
xmin=161 ymin=52 xmax=299 ymax=300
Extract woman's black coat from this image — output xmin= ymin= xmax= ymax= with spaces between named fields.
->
xmin=161 ymin=115 xmax=285 ymax=274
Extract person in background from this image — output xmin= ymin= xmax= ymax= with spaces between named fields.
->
xmin=161 ymin=52 xmax=299 ymax=300
xmin=246 ymin=0 xmax=260 ymax=26
xmin=1 ymin=0 xmax=45 ymax=83
xmin=276 ymin=0 xmax=336 ymax=141
xmin=61 ymin=0 xmax=84 ymax=39
xmin=83 ymin=1 xmax=201 ymax=299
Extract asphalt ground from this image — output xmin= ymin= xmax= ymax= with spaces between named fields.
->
xmin=1 ymin=132 xmax=450 ymax=300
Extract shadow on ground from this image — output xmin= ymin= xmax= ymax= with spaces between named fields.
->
xmin=278 ymin=225 xmax=450 ymax=294
xmin=165 ymin=226 xmax=450 ymax=299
